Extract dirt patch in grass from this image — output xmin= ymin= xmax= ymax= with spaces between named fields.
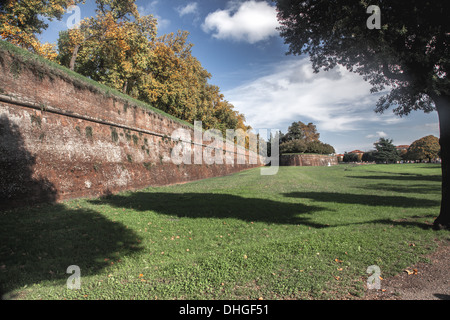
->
xmin=360 ymin=239 xmax=450 ymax=300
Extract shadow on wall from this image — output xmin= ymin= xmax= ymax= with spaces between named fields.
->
xmin=0 ymin=114 xmax=57 ymax=209
xmin=0 ymin=115 xmax=144 ymax=298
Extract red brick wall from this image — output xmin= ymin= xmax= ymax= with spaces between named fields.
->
xmin=280 ymin=154 xmax=338 ymax=166
xmin=0 ymin=48 xmax=262 ymax=208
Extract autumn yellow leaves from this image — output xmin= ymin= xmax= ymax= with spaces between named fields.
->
xmin=0 ymin=0 xmax=74 ymax=60
xmin=0 ymin=0 xmax=250 ymax=136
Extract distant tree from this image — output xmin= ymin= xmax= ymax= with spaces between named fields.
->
xmin=280 ymin=139 xmax=307 ymax=154
xmin=284 ymin=121 xmax=320 ymax=143
xmin=373 ymin=138 xmax=401 ymax=163
xmin=284 ymin=121 xmax=304 ymax=141
xmin=279 ymin=121 xmax=334 ymax=154
xmin=362 ymin=151 xmax=377 ymax=162
xmin=305 ymin=140 xmax=335 ymax=154
xmin=406 ymin=135 xmax=441 ymax=162
xmin=301 ymin=122 xmax=320 ymax=143
xmin=398 ymin=148 xmax=409 ymax=161
xmin=320 ymin=142 xmax=335 ymax=155
xmin=343 ymin=152 xmax=358 ymax=163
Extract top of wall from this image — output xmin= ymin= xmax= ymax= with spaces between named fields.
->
xmin=0 ymin=40 xmax=194 ymax=130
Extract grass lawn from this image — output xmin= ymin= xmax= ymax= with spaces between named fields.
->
xmin=1 ymin=163 xmax=448 ymax=300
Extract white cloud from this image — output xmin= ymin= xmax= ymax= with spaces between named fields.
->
xmin=366 ymin=131 xmax=388 ymax=139
xmin=202 ymin=0 xmax=280 ymax=43
xmin=177 ymin=2 xmax=199 ymax=17
xmin=223 ymin=57 xmax=401 ymax=134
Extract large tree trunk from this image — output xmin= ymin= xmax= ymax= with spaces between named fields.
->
xmin=432 ymin=93 xmax=450 ymax=230
xmin=122 ymin=80 xmax=128 ymax=94
xmin=69 ymin=44 xmax=80 ymax=71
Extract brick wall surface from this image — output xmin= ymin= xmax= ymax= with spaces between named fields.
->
xmin=0 ymin=49 xmax=262 ymax=208
xmin=279 ymin=154 xmax=338 ymax=167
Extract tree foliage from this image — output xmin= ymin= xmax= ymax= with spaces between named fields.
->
xmin=1 ymin=0 xmax=249 ymax=136
xmin=55 ymin=0 xmax=249 ymax=136
xmin=276 ymin=0 xmax=450 ymax=228
xmin=279 ymin=121 xmax=334 ymax=154
xmin=276 ymin=0 xmax=449 ymax=115
xmin=373 ymin=138 xmax=401 ymax=163
xmin=405 ymin=135 xmax=440 ymax=161
xmin=0 ymin=0 xmax=82 ymax=61
xmin=362 ymin=151 xmax=377 ymax=162
xmin=343 ymin=152 xmax=359 ymax=163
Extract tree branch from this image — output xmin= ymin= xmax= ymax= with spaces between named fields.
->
xmin=382 ymin=64 xmax=408 ymax=82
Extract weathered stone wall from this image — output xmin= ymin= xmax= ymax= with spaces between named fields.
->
xmin=279 ymin=154 xmax=338 ymax=167
xmin=0 ymin=46 xmax=262 ymax=209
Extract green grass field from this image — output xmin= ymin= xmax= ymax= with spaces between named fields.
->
xmin=1 ymin=163 xmax=448 ymax=300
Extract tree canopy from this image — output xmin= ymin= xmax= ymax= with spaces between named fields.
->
xmin=1 ymin=0 xmax=250 ymax=137
xmin=373 ymin=138 xmax=401 ymax=163
xmin=276 ymin=0 xmax=449 ymax=229
xmin=0 ymin=0 xmax=82 ymax=60
xmin=405 ymin=135 xmax=440 ymax=162
xmin=278 ymin=121 xmax=335 ymax=155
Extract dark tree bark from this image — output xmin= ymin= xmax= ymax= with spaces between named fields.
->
xmin=433 ymin=94 xmax=450 ymax=230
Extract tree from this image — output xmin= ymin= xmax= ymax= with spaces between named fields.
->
xmin=276 ymin=0 xmax=450 ymax=229
xmin=306 ymin=140 xmax=334 ymax=154
xmin=57 ymin=0 xmax=156 ymax=95
xmin=373 ymin=138 xmax=401 ymax=163
xmin=57 ymin=4 xmax=249 ymax=135
xmin=283 ymin=121 xmax=320 ymax=142
xmin=59 ymin=0 xmax=141 ymax=71
xmin=301 ymin=122 xmax=320 ymax=143
xmin=280 ymin=139 xmax=307 ymax=154
xmin=406 ymin=135 xmax=441 ymax=162
xmin=279 ymin=121 xmax=334 ymax=154
xmin=283 ymin=121 xmax=304 ymax=142
xmin=343 ymin=152 xmax=358 ymax=163
xmin=362 ymin=151 xmax=377 ymax=162
xmin=0 ymin=0 xmax=81 ymax=60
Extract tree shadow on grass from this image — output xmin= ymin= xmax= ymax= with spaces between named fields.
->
xmin=351 ymin=216 xmax=436 ymax=230
xmin=283 ymin=192 xmax=440 ymax=208
xmin=347 ymin=173 xmax=441 ymax=182
xmin=0 ymin=203 xmax=143 ymax=298
xmin=357 ymin=183 xmax=441 ymax=194
xmin=89 ymin=192 xmax=330 ymax=228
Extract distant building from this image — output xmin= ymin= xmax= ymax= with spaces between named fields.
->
xmin=349 ymin=150 xmax=364 ymax=155
xmin=396 ymin=145 xmax=409 ymax=152
xmin=346 ymin=150 xmax=365 ymax=162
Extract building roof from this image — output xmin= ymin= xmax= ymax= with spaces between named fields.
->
xmin=349 ymin=150 xmax=364 ymax=154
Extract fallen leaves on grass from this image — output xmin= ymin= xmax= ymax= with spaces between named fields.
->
xmin=404 ymin=268 xmax=418 ymax=275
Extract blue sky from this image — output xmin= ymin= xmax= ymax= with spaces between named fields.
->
xmin=38 ymin=0 xmax=440 ymax=154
